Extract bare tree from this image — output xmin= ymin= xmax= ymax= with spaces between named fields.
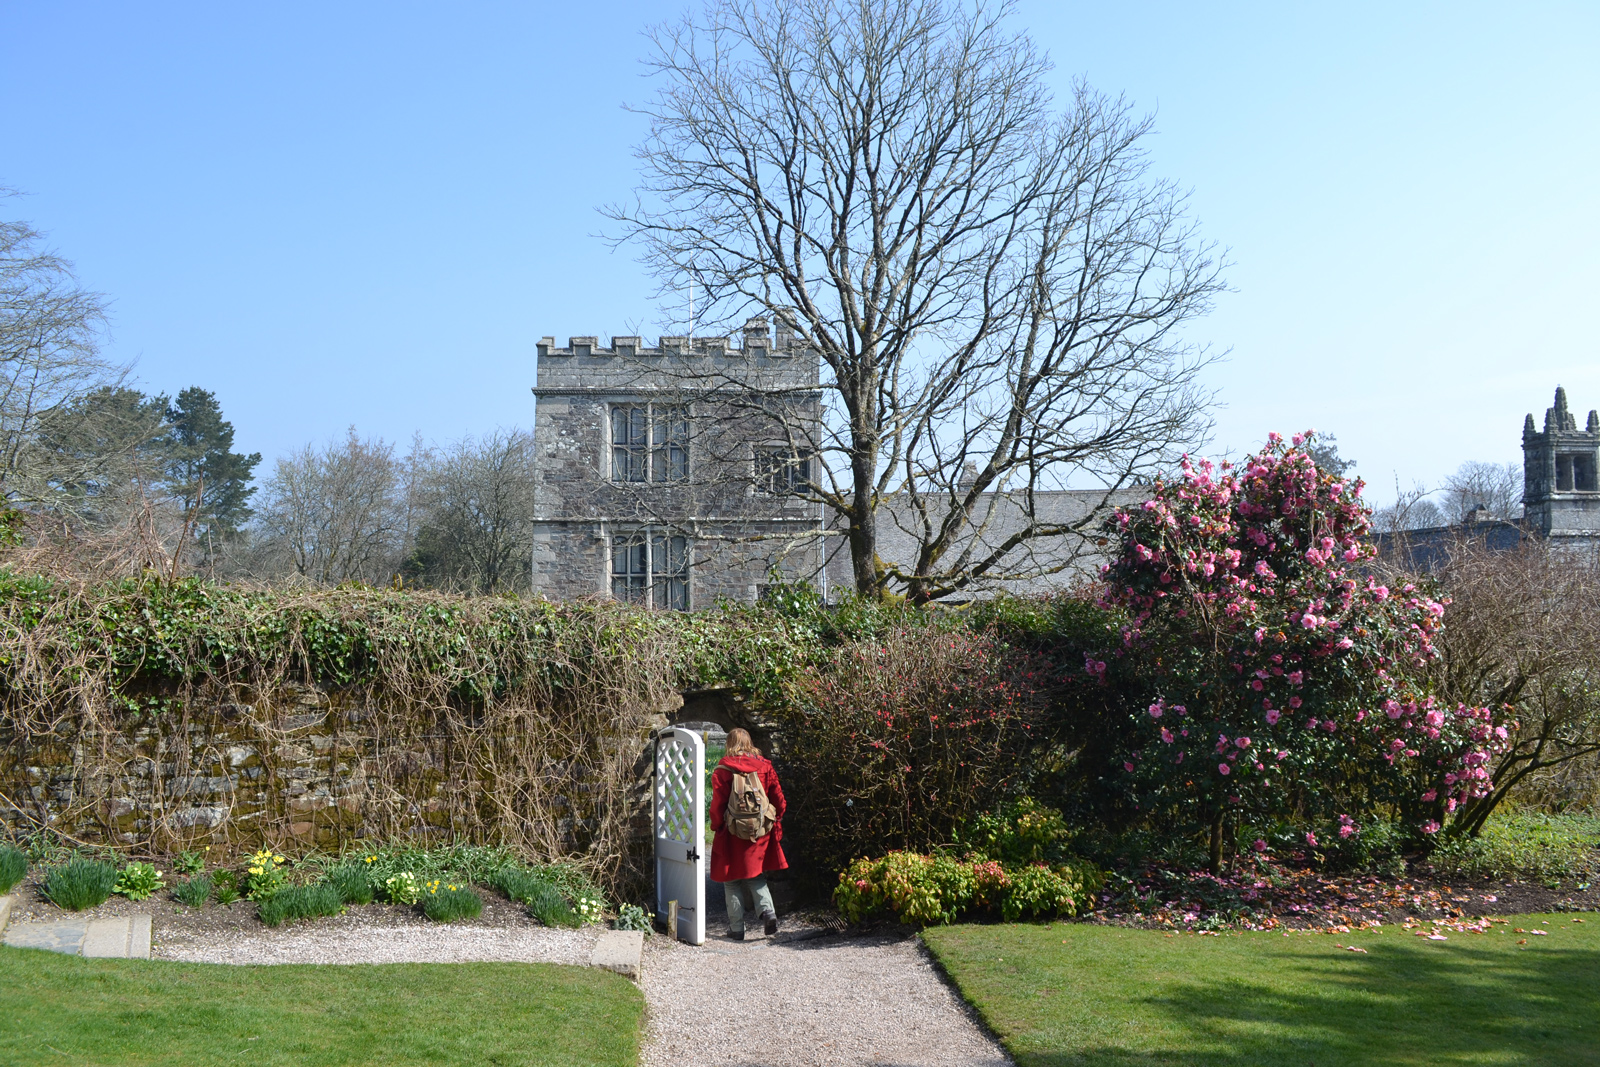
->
xmin=606 ymin=0 xmax=1225 ymax=602
xmin=0 ymin=201 xmax=122 ymax=505
xmin=1411 ymin=536 xmax=1600 ymax=830
xmin=1441 ymin=460 xmax=1522 ymax=523
xmin=252 ymin=429 xmax=405 ymax=584
xmin=408 ymin=428 xmax=538 ymax=593
xmin=1372 ymin=478 xmax=1445 ymax=533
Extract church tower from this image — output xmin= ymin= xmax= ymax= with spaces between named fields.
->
xmin=1522 ymin=387 xmax=1600 ymax=539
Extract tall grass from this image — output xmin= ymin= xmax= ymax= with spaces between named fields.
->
xmin=488 ymin=867 xmax=580 ymax=927
xmin=256 ymin=882 xmax=344 ymax=928
xmin=0 ymin=844 xmax=26 ymax=894
xmin=172 ymin=874 xmax=212 ymax=907
xmin=43 ymin=859 xmax=117 ymax=911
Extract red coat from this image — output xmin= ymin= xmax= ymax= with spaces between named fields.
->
xmin=709 ymin=754 xmax=788 ymax=882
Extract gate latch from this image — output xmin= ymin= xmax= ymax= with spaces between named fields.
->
xmin=685 ymin=846 xmax=700 ymax=863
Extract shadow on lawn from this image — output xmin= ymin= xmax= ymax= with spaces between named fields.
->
xmin=1021 ymin=939 xmax=1599 ymax=1067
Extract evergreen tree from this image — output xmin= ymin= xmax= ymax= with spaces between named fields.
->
xmin=166 ymin=387 xmax=261 ymax=548
xmin=30 ymin=385 xmax=171 ymax=512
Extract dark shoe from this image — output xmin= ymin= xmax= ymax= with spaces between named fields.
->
xmin=728 ymin=928 xmax=746 ymax=941
xmin=762 ymin=911 xmax=779 ymax=936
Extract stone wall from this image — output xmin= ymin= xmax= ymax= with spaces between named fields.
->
xmin=0 ymin=684 xmax=664 ymax=876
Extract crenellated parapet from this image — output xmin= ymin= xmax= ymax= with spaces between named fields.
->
xmin=534 ymin=316 xmax=818 ymax=394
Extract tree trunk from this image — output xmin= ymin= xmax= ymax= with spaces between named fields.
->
xmin=1208 ymin=809 xmax=1225 ymax=874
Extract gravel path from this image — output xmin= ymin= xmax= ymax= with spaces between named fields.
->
xmin=157 ymin=912 xmax=597 ymax=967
xmin=639 ymin=889 xmax=1011 ymax=1067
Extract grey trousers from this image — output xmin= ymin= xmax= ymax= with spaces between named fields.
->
xmin=721 ymin=874 xmax=774 ymax=933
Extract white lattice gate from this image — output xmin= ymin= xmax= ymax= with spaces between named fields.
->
xmin=654 ymin=727 xmax=706 ymax=944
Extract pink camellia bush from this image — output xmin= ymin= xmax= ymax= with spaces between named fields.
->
xmin=1095 ymin=432 xmax=1512 ymax=868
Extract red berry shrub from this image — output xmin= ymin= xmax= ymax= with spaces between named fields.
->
xmin=774 ymin=624 xmax=1048 ymax=878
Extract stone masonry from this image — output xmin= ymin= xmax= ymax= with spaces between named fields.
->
xmin=1523 ymin=386 xmax=1600 ymax=543
xmin=532 ymin=319 xmax=828 ymax=606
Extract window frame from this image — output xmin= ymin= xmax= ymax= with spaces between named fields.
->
xmin=610 ymin=528 xmax=690 ymax=610
xmin=611 ymin=403 xmax=689 ymax=484
xmin=752 ymin=445 xmax=813 ymax=496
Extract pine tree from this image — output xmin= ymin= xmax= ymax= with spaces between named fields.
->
xmin=166 ymin=388 xmax=261 ymax=551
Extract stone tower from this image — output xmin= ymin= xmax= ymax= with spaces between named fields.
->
xmin=529 ymin=320 xmax=826 ymax=607
xmin=1522 ymin=386 xmax=1600 ymax=539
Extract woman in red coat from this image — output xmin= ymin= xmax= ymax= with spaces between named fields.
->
xmin=708 ymin=728 xmax=787 ymax=940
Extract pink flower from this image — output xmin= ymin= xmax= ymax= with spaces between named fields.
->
xmin=1422 ymin=820 xmax=1441 ymax=835
xmin=1266 ymin=709 xmax=1281 ymax=725
xmin=1288 ymin=696 xmax=1302 ymax=709
xmin=1160 ymin=728 xmax=1174 ymax=743
xmin=1305 ymin=831 xmax=1319 ymax=847
xmin=1148 ymin=703 xmax=1164 ymax=718
xmin=1253 ymin=839 xmax=1268 ymax=852
xmin=1218 ymin=763 xmax=1231 ymax=775
xmin=1287 ymin=671 xmax=1303 ymax=686
xmin=1124 ymin=762 xmax=1136 ymax=772
xmin=1236 ymin=736 xmax=1251 ymax=748
xmin=1421 ymin=789 xmax=1437 ymax=802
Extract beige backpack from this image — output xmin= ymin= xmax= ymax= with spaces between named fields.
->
xmin=724 ymin=769 xmax=778 ymax=841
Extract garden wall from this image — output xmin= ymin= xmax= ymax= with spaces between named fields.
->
xmin=0 ymin=682 xmax=676 ymax=865
xmin=0 ymin=579 xmax=760 ymax=891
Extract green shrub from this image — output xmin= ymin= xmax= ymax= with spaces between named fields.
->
xmin=1429 ymin=812 xmax=1600 ymax=882
xmin=1307 ymin=817 xmax=1408 ymax=877
xmin=0 ymin=844 xmax=26 ymax=894
xmin=489 ymin=867 xmax=580 ymax=928
xmin=960 ymin=798 xmax=1075 ymax=866
xmin=43 ymin=859 xmax=118 ymax=911
xmin=421 ymin=881 xmax=483 ymax=923
xmin=212 ymin=870 xmax=241 ymax=905
xmin=173 ymin=874 xmax=213 ymax=907
xmin=173 ymin=849 xmax=207 ymax=876
xmin=834 ymin=850 xmax=1101 ymax=926
xmin=257 ymin=882 xmax=344 ymax=928
xmin=113 ymin=861 xmax=165 ymax=901
xmin=384 ymin=871 xmax=422 ymax=905
xmin=327 ymin=864 xmax=375 ymax=905
xmin=999 ymin=861 xmax=1094 ymax=921
xmin=614 ymin=904 xmax=653 ymax=933
xmin=243 ymin=849 xmax=289 ymax=900
xmin=341 ymin=844 xmax=603 ymax=909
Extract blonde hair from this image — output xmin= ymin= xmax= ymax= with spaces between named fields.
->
xmin=724 ymin=728 xmax=760 ymax=758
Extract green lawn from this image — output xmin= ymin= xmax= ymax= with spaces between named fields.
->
xmin=0 ymin=947 xmax=644 ymax=1067
xmin=923 ymin=915 xmax=1600 ymax=1067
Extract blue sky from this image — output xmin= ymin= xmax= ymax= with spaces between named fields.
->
xmin=3 ymin=2 xmax=1596 ymax=503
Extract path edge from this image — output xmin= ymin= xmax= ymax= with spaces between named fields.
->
xmin=591 ymin=928 xmax=644 ymax=981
